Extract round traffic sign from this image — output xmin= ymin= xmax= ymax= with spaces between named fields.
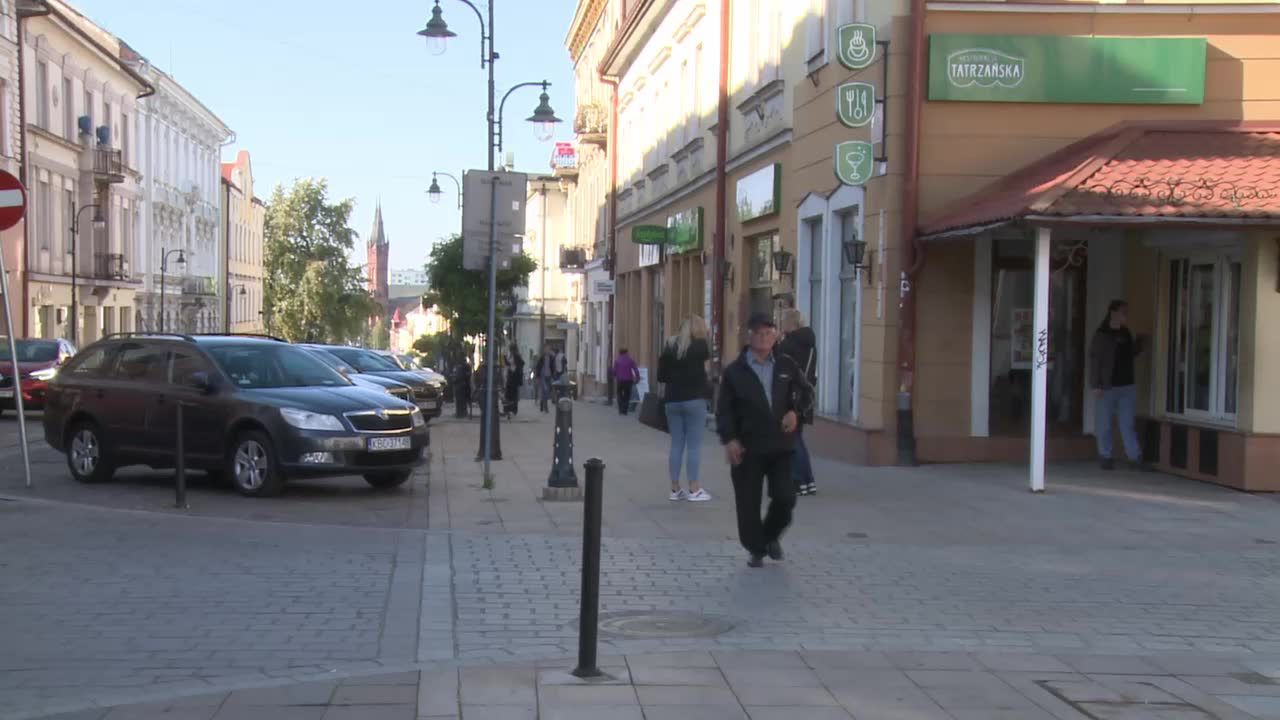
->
xmin=0 ymin=170 xmax=27 ymax=232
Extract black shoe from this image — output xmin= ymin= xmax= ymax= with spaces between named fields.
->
xmin=766 ymin=540 xmax=784 ymax=561
xmin=1100 ymin=458 xmax=1115 ymax=470
xmin=747 ymin=553 xmax=765 ymax=568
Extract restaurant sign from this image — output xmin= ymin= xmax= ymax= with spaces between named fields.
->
xmin=928 ymin=34 xmax=1207 ymax=105
xmin=835 ymin=141 xmax=874 ymax=187
xmin=632 ymin=225 xmax=667 ymax=245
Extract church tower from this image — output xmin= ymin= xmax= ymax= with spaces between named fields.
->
xmin=366 ymin=202 xmax=390 ymax=313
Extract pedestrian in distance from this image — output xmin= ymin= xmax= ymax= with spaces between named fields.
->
xmin=717 ymin=312 xmax=814 ymax=568
xmin=657 ymin=315 xmax=713 ymax=502
xmin=777 ymin=309 xmax=818 ymax=496
xmin=612 ymin=348 xmax=640 ymax=416
xmin=1090 ymin=299 xmax=1151 ymax=471
xmin=536 ymin=343 xmax=557 ymax=413
xmin=452 ymin=356 xmax=472 ymax=419
xmin=504 ymin=344 xmax=524 ymax=418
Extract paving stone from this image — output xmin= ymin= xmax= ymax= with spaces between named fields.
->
xmin=454 ymin=707 xmax=536 ymax=720
xmin=320 ymin=705 xmax=415 ymax=720
xmin=640 ymin=707 xmax=748 ymax=720
xmin=458 ymin=667 xmax=536 ymax=706
xmin=538 ymin=684 xmax=639 ymax=706
xmin=730 ymin=685 xmax=838 ymax=707
xmin=416 ymin=669 xmax=459 ymax=717
xmin=1220 ymin=695 xmax=1280 ymax=718
xmin=537 ymin=667 xmax=632 ymax=686
xmin=330 ymin=684 xmax=418 ymax=705
xmin=723 ymin=668 xmax=823 ymax=688
xmin=635 ymin=685 xmax=740 ymax=706
xmin=629 ymin=666 xmax=727 ymax=687
xmin=626 ymin=651 xmax=719 ymax=668
xmin=212 ymin=708 xmax=326 ymax=720
xmin=223 ymin=682 xmax=338 ymax=706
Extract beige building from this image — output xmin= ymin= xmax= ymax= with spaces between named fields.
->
xmin=22 ymin=0 xmax=150 ymax=344
xmin=1 ymin=0 xmax=25 ymax=337
xmin=512 ymin=175 xmax=582 ymax=363
xmin=221 ymin=150 xmax=263 ymax=333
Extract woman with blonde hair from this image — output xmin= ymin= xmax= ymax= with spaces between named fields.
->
xmin=657 ymin=315 xmax=713 ymax=501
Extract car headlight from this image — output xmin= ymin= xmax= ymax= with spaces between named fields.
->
xmin=411 ymin=407 xmax=425 ymax=428
xmin=29 ymin=367 xmax=58 ymax=381
xmin=279 ymin=407 xmax=345 ymax=431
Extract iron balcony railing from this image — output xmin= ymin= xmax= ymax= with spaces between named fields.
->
xmin=93 ymin=253 xmax=129 ymax=281
xmin=92 ymin=147 xmax=125 ymax=184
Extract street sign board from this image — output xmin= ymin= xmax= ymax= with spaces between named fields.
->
xmin=837 ymin=82 xmax=875 ymax=128
xmin=462 ymin=170 xmax=528 ymax=271
xmin=0 ymin=170 xmax=28 ymax=231
xmin=835 ymin=141 xmax=874 ymax=186
xmin=837 ymin=23 xmax=877 ymax=70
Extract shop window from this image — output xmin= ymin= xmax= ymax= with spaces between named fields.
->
xmin=837 ymin=209 xmax=859 ymax=420
xmin=805 ymin=218 xmax=823 ymax=339
xmin=748 ymin=233 xmax=777 ymax=319
xmin=1165 ymin=256 xmax=1240 ymax=423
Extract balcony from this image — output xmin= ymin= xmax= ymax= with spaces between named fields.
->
xmin=574 ymin=103 xmax=608 ymax=148
xmin=92 ymin=147 xmax=125 ymax=184
xmin=560 ymin=247 xmax=588 ymax=271
xmin=182 ymin=276 xmax=216 ymax=296
xmin=93 ymin=253 xmax=129 ymax=281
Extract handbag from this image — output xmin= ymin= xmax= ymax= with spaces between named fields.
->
xmin=638 ymin=392 xmax=669 ymax=433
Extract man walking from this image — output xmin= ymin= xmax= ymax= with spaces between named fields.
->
xmin=536 ymin=343 xmax=557 ymax=413
xmin=717 ymin=313 xmax=814 ymax=568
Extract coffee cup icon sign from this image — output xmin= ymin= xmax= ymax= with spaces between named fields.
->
xmin=838 ymin=23 xmax=877 ymax=70
xmin=847 ymin=31 xmax=870 ymax=63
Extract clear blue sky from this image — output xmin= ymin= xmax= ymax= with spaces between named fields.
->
xmin=73 ymin=0 xmax=577 ymax=270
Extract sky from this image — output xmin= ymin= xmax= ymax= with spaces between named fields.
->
xmin=73 ymin=0 xmax=578 ymax=271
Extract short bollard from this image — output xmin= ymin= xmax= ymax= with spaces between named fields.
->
xmin=175 ymin=402 xmax=188 ymax=509
xmin=572 ymin=458 xmax=605 ymax=679
xmin=547 ymin=397 xmax=578 ymax=489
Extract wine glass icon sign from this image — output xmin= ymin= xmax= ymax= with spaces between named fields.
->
xmin=846 ymin=29 xmax=872 ymax=65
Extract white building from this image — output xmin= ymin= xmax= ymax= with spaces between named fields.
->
xmin=389 ymin=268 xmax=427 ymax=287
xmin=512 ymin=175 xmax=582 ymax=364
xmin=125 ymin=44 xmax=232 ymax=334
xmin=1 ymin=0 xmax=25 ymax=338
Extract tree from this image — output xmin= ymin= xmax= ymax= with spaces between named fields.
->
xmin=424 ymin=234 xmax=536 ymax=342
xmin=263 ymin=179 xmax=377 ymax=343
xmin=369 ymin=317 xmax=391 ymax=351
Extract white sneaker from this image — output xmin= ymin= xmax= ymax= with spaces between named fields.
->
xmin=669 ymin=489 xmax=688 ymax=501
xmin=687 ymin=489 xmax=712 ymax=502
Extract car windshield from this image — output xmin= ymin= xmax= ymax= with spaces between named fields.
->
xmin=207 ymin=344 xmax=352 ymax=389
xmin=0 ymin=340 xmax=59 ymax=363
xmin=396 ymin=355 xmax=419 ymax=369
xmin=328 ymin=347 xmax=401 ymax=373
xmin=304 ymin=348 xmax=353 ymax=373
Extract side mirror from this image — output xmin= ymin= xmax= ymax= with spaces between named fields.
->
xmin=191 ymin=371 xmax=217 ymax=395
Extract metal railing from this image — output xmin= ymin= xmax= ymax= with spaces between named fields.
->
xmin=181 ymin=276 xmax=216 ymax=296
xmin=93 ymin=253 xmax=128 ymax=281
xmin=92 ymin=147 xmax=125 ymax=184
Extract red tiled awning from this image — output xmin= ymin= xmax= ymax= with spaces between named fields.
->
xmin=919 ymin=121 xmax=1280 ymax=240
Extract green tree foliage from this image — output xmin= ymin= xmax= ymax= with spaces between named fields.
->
xmin=369 ymin=317 xmax=391 ymax=351
xmin=263 ymin=179 xmax=377 ymax=343
xmin=424 ymin=234 xmax=536 ymax=341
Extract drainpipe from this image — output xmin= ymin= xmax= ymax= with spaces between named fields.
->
xmin=895 ymin=0 xmax=928 ymax=466
xmin=600 ymin=74 xmax=619 ymax=404
xmin=712 ymin=0 xmax=730 ymax=369
xmin=17 ymin=1 xmax=53 ymax=336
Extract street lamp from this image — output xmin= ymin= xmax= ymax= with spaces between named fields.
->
xmin=427 ymin=171 xmax=462 ymax=209
xmin=68 ymin=201 xmax=105 ymax=345
xmin=416 ymin=0 xmax=456 ymax=56
xmin=497 ymin=80 xmax=562 ymax=157
xmin=158 ymin=248 xmax=187 ymax=333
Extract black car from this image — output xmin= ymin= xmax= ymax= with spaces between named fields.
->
xmin=305 ymin=345 xmax=445 ymax=419
xmin=302 ymin=347 xmax=416 ymax=404
xmin=42 ymin=334 xmax=429 ymax=497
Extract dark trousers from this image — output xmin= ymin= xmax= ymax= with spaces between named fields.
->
xmin=617 ymin=381 xmax=635 ymax=415
xmin=730 ymin=451 xmax=796 ymax=556
xmin=454 ymin=384 xmax=471 ymax=418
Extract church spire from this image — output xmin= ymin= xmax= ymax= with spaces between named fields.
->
xmin=369 ymin=200 xmax=387 ymax=248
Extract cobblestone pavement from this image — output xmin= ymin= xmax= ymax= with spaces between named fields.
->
xmin=8 ymin=405 xmax=1280 ymax=719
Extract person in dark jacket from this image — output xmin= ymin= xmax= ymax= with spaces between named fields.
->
xmin=452 ymin=357 xmax=472 ymax=419
xmin=717 ymin=312 xmax=815 ymax=568
xmin=504 ymin=344 xmax=525 ymax=418
xmin=1089 ymin=299 xmax=1148 ymax=470
xmin=658 ymin=316 xmax=713 ymax=502
xmin=777 ymin=309 xmax=818 ymax=496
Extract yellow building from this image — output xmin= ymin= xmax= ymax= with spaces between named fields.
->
xmin=221 ymin=150 xmax=264 ymax=333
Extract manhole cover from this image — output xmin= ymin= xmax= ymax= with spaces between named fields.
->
xmin=594 ymin=611 xmax=734 ymax=639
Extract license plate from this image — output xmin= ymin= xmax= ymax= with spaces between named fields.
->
xmin=368 ymin=436 xmax=412 ymax=452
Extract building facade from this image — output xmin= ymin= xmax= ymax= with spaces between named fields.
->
xmin=512 ymin=175 xmax=582 ymax=363
xmin=129 ymin=48 xmax=232 ymax=334
xmin=220 ymin=150 xmax=263 ymax=333
xmin=0 ymin=0 xmax=24 ymax=337
xmin=22 ymin=0 xmax=149 ymax=344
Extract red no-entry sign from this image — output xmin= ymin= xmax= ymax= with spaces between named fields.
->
xmin=0 ymin=170 xmax=27 ymax=232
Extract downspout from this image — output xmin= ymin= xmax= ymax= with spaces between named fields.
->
xmin=17 ymin=1 xmax=53 ymax=336
xmin=895 ymin=0 xmax=928 ymax=466
xmin=600 ymin=73 xmax=618 ymax=404
xmin=712 ymin=0 xmax=730 ymax=369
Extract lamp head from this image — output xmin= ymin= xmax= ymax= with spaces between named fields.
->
xmin=527 ymin=87 xmax=562 ymax=142
xmin=417 ymin=1 xmax=455 ymax=56
xmin=427 ymin=176 xmax=443 ymax=204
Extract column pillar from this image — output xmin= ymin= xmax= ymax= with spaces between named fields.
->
xmin=1030 ymin=226 xmax=1051 ymax=493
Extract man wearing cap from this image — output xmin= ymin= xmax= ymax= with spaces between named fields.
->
xmin=716 ymin=312 xmax=815 ymax=567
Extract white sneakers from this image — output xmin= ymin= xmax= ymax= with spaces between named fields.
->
xmin=670 ymin=488 xmax=712 ymax=502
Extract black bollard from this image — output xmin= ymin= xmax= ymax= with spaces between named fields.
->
xmin=548 ymin=397 xmax=579 ymax=488
xmin=175 ymin=402 xmax=187 ymax=509
xmin=573 ymin=458 xmax=605 ymax=679
xmin=475 ymin=385 xmax=503 ymax=462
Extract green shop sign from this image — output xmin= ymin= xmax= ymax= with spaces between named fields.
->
xmin=631 ymin=225 xmax=667 ymax=245
xmin=928 ymin=34 xmax=1207 ymax=105
xmin=835 ymin=141 xmax=874 ymax=187
xmin=666 ymin=207 xmax=703 ymax=254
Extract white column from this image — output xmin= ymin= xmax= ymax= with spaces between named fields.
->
xmin=1030 ymin=226 xmax=1051 ymax=493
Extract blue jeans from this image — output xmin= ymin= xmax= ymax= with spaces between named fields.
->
xmin=793 ymin=428 xmax=815 ymax=489
xmin=664 ymin=400 xmax=706 ymax=486
xmin=1096 ymin=385 xmax=1142 ymax=461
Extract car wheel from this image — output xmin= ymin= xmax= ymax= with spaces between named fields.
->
xmin=227 ymin=431 xmax=284 ymax=497
xmin=66 ymin=421 xmax=115 ymax=483
xmin=364 ymin=470 xmax=412 ymax=489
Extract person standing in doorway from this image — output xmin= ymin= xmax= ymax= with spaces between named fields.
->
xmin=613 ymin=348 xmax=640 ymax=415
xmin=777 ymin=309 xmax=818 ymax=496
xmin=536 ymin=343 xmax=556 ymax=413
xmin=717 ymin=313 xmax=814 ymax=568
xmin=1090 ymin=299 xmax=1149 ymax=471
xmin=658 ymin=316 xmax=713 ymax=502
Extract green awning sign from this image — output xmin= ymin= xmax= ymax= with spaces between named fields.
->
xmin=835 ymin=141 xmax=873 ymax=187
xmin=632 ymin=225 xmax=667 ymax=245
xmin=928 ymin=34 xmax=1207 ymax=105
xmin=667 ymin=207 xmax=704 ymax=254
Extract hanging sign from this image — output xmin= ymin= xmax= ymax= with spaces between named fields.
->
xmin=835 ymin=141 xmax=874 ymax=186
xmin=837 ymin=23 xmax=877 ymax=70
xmin=836 ymin=82 xmax=875 ymax=128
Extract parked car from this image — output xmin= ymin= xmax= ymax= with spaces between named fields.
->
xmin=308 ymin=345 xmax=445 ymax=419
xmin=42 ymin=334 xmax=429 ymax=497
xmin=302 ymin=347 xmax=416 ymax=404
xmin=374 ymin=349 xmax=451 ymax=389
xmin=0 ymin=338 xmax=77 ymax=416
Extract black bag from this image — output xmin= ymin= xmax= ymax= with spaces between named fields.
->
xmin=638 ymin=392 xmax=669 ymax=433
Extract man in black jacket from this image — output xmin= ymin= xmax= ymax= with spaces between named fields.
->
xmin=717 ymin=313 xmax=815 ymax=568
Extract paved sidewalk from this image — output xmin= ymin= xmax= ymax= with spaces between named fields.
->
xmin=37 ymin=649 xmax=1280 ymax=719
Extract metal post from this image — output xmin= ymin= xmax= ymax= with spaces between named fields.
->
xmin=573 ymin=457 xmax=605 ymax=679
xmin=70 ymin=223 xmax=78 ymax=346
xmin=159 ymin=248 xmax=167 ymax=334
xmin=0 ymin=250 xmax=32 ymax=489
xmin=175 ymin=401 xmax=187 ymax=508
xmin=548 ymin=396 xmax=578 ymax=488
xmin=1030 ymin=226 xmax=1051 ymax=493
xmin=480 ymin=175 xmax=499 ymax=486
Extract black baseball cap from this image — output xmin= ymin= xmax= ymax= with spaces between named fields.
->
xmin=747 ymin=312 xmax=776 ymax=330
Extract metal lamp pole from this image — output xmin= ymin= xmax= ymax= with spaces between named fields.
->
xmin=427 ymin=172 xmax=463 ymax=210
xmin=158 ymin=248 xmax=186 ymax=334
xmin=68 ymin=201 xmax=104 ymax=345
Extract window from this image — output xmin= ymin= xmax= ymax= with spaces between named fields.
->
xmin=121 ymin=114 xmax=130 ymax=166
xmin=103 ymin=102 xmax=113 ymax=145
xmin=170 ymin=349 xmax=215 ymax=388
xmin=208 ymin=345 xmax=349 ymax=389
xmin=1166 ymin=256 xmax=1241 ymax=421
xmin=837 ymin=210 xmax=859 ymax=419
xmin=748 ymin=234 xmax=777 ymax=318
xmin=63 ymin=344 xmax=116 ymax=378
xmin=63 ymin=78 xmax=74 ymax=141
xmin=35 ymin=60 xmax=49 ymax=129
xmin=120 ymin=307 xmax=132 ymax=334
xmin=805 ymin=0 xmax=827 ymax=67
xmin=0 ymin=79 xmax=10 ymax=157
xmin=38 ymin=180 xmax=50 ymax=251
xmin=113 ymin=343 xmax=169 ymax=383
xmin=62 ymin=188 xmax=73 ymax=257
xmin=805 ymin=218 xmax=823 ymax=339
